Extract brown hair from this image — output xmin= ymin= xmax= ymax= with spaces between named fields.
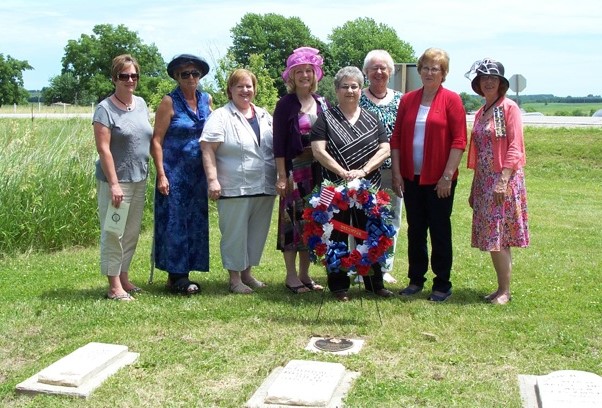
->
xmin=226 ymin=69 xmax=257 ymax=100
xmin=111 ymin=54 xmax=140 ymax=82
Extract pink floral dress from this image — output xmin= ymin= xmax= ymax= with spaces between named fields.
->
xmin=470 ymin=117 xmax=530 ymax=251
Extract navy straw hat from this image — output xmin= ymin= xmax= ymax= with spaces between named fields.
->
xmin=167 ymin=54 xmax=210 ymax=79
xmin=465 ymin=58 xmax=509 ymax=96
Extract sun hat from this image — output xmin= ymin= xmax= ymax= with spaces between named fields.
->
xmin=167 ymin=54 xmax=210 ymax=79
xmin=281 ymin=47 xmax=324 ymax=82
xmin=465 ymin=58 xmax=509 ymax=96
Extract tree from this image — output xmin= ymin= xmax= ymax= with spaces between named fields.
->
xmin=56 ymin=24 xmax=167 ymax=104
xmin=460 ymin=92 xmax=482 ymax=113
xmin=41 ymin=72 xmax=94 ymax=105
xmin=0 ymin=54 xmax=33 ymax=107
xmin=229 ymin=13 xmax=328 ymax=96
xmin=328 ymin=18 xmax=415 ymax=71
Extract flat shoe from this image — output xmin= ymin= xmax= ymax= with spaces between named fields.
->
xmin=399 ymin=285 xmax=423 ymax=296
xmin=127 ymin=286 xmax=142 ymax=294
xmin=428 ymin=290 xmax=452 ymax=302
xmin=242 ymin=277 xmax=266 ymax=289
xmin=369 ymin=288 xmax=394 ymax=298
xmin=286 ymin=284 xmax=310 ymax=294
xmin=333 ymin=291 xmax=350 ymax=302
xmin=229 ymin=282 xmax=254 ymax=294
xmin=106 ymin=292 xmax=134 ymax=301
xmin=301 ymin=280 xmax=323 ymax=291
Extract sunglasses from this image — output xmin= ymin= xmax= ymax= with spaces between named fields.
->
xmin=179 ymin=70 xmax=201 ymax=79
xmin=117 ymin=73 xmax=140 ymax=81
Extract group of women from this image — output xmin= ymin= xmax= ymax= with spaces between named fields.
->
xmin=93 ymin=47 xmax=529 ymax=306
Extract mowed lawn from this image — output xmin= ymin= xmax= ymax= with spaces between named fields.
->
xmin=0 ymin=122 xmax=600 ymax=407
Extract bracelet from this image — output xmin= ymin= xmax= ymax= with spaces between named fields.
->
xmin=362 ymin=168 xmax=368 ymax=176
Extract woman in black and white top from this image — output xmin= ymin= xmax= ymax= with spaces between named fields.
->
xmin=310 ymin=66 xmax=392 ymax=301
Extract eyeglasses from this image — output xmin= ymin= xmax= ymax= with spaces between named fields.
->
xmin=117 ymin=73 xmax=140 ymax=81
xmin=369 ymin=66 xmax=388 ymax=73
xmin=179 ymin=70 xmax=201 ymax=79
xmin=480 ymin=75 xmax=500 ymax=82
xmin=420 ymin=66 xmax=441 ymax=74
xmin=339 ymin=84 xmax=360 ymax=91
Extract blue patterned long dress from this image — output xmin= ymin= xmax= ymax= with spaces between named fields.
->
xmin=153 ymin=87 xmax=211 ymax=274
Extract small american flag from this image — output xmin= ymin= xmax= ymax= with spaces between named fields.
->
xmin=319 ymin=187 xmax=335 ymax=207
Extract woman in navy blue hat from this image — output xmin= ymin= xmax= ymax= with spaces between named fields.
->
xmin=465 ymin=58 xmax=529 ymax=305
xmin=150 ymin=54 xmax=212 ymax=294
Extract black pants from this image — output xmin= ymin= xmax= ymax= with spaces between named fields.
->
xmin=326 ymin=207 xmax=385 ymax=293
xmin=403 ymin=176 xmax=457 ymax=293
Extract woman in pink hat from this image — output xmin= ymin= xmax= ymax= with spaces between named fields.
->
xmin=273 ymin=47 xmax=331 ymax=294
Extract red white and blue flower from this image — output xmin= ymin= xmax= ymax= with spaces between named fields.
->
xmin=302 ymin=179 xmax=396 ymax=276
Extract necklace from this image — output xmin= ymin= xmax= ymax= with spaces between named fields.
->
xmin=369 ymin=88 xmax=387 ymax=100
xmin=113 ymin=94 xmax=133 ymax=111
xmin=482 ymin=96 xmax=502 ymax=117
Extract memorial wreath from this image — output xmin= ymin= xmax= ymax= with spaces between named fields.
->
xmin=302 ymin=179 xmax=396 ymax=276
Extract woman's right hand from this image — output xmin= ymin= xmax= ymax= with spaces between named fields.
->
xmin=157 ymin=174 xmax=169 ymax=196
xmin=392 ymin=175 xmax=404 ymax=198
xmin=276 ymin=175 xmax=289 ymax=198
xmin=208 ymin=180 xmax=221 ymax=201
xmin=110 ymin=183 xmax=124 ymax=208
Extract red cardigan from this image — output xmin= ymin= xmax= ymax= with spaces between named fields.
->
xmin=390 ymin=86 xmax=467 ymax=185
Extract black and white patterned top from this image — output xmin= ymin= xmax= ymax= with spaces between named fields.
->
xmin=310 ymin=106 xmax=388 ymax=188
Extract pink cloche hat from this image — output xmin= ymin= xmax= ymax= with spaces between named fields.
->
xmin=281 ymin=47 xmax=324 ymax=82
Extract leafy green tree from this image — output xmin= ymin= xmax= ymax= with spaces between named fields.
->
xmin=246 ymin=54 xmax=278 ymax=112
xmin=328 ymin=18 xmax=415 ymax=70
xmin=41 ymin=72 xmax=94 ymax=105
xmin=229 ymin=13 xmax=328 ymax=96
xmin=460 ymin=92 xmax=483 ymax=113
xmin=57 ymin=24 xmax=167 ymax=104
xmin=201 ymin=53 xmax=239 ymax=109
xmin=0 ymin=54 xmax=33 ymax=107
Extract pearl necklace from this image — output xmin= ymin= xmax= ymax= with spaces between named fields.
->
xmin=113 ymin=94 xmax=133 ymax=111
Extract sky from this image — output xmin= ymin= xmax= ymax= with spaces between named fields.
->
xmin=1 ymin=0 xmax=601 ymax=97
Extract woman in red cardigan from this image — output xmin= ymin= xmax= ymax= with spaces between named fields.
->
xmin=465 ymin=58 xmax=529 ymax=305
xmin=390 ymin=48 xmax=467 ymax=302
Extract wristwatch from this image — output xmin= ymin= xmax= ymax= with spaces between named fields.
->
xmin=442 ymin=175 xmax=452 ymax=181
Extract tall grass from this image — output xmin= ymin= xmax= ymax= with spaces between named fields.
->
xmin=0 ymin=118 xmax=154 ymax=255
xmin=0 ymin=124 xmax=600 ymax=407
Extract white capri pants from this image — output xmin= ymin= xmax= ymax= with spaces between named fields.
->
xmin=97 ymin=179 xmax=146 ymax=276
xmin=217 ymin=195 xmax=275 ymax=272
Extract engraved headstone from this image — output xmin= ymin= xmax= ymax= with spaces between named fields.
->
xmin=264 ymin=360 xmax=346 ymax=406
xmin=536 ymin=370 xmax=601 ymax=408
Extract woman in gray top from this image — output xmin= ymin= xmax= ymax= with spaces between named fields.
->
xmin=93 ymin=54 xmax=153 ymax=301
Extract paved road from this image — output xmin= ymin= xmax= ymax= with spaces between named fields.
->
xmin=1 ymin=113 xmax=601 ymax=127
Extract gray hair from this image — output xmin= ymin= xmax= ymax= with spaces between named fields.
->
xmin=362 ymin=50 xmax=395 ymax=75
xmin=334 ymin=66 xmax=364 ymax=89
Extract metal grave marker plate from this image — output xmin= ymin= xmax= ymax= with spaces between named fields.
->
xmin=314 ymin=338 xmax=354 ymax=353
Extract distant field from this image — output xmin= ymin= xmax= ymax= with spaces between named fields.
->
xmin=521 ymin=102 xmax=602 ymax=116
xmin=0 ymin=103 xmax=95 ymax=114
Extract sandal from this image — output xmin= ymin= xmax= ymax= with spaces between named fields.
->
xmin=169 ymin=277 xmax=201 ymax=295
xmin=301 ymin=280 xmax=323 ymax=291
xmin=106 ymin=292 xmax=135 ymax=301
xmin=229 ymin=282 xmax=254 ymax=294
xmin=242 ymin=277 xmax=266 ymax=289
xmin=286 ymin=284 xmax=310 ymax=294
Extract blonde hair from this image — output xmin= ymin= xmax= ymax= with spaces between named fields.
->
xmin=417 ymin=48 xmax=450 ymax=82
xmin=285 ymin=64 xmax=318 ymax=94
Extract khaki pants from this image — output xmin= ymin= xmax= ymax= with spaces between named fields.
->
xmin=97 ymin=179 xmax=146 ymax=276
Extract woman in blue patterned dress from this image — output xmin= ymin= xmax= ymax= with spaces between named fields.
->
xmin=151 ymin=54 xmax=212 ymax=294
xmin=359 ymin=50 xmax=403 ymax=284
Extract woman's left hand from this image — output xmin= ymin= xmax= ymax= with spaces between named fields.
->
xmin=435 ymin=178 xmax=452 ymax=198
xmin=493 ymin=178 xmax=508 ymax=205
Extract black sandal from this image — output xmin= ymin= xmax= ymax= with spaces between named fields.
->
xmin=169 ymin=277 xmax=201 ymax=295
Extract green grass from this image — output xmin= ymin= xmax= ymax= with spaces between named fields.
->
xmin=0 ymin=124 xmax=600 ymax=407
xmin=521 ymin=102 xmax=602 ymax=116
